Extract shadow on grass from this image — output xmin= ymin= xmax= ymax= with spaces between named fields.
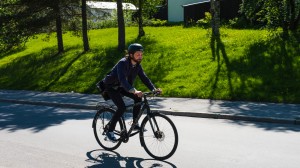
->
xmin=83 ymin=46 xmax=124 ymax=93
xmin=43 ymin=50 xmax=86 ymax=91
xmin=230 ymin=33 xmax=300 ymax=103
xmin=209 ymin=32 xmax=300 ymax=103
xmin=210 ymin=35 xmax=233 ymax=99
xmin=0 ymin=46 xmax=26 ymax=60
xmin=0 ymin=33 xmax=172 ymax=95
xmin=0 ymin=46 xmax=66 ymax=90
xmin=0 ymin=45 xmax=123 ymax=93
xmin=85 ymin=149 xmax=177 ymax=168
xmin=208 ymin=32 xmax=300 ymax=131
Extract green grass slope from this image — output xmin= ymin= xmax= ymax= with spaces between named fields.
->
xmin=0 ymin=26 xmax=299 ymax=103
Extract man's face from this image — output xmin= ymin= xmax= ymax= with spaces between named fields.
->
xmin=131 ymin=51 xmax=143 ymax=63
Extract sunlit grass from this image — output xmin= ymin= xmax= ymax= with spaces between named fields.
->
xmin=0 ymin=26 xmax=299 ymax=103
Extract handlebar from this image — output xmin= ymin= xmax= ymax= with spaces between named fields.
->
xmin=143 ymin=90 xmax=161 ymax=97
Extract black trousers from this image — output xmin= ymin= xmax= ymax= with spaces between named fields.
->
xmin=106 ymin=87 xmax=142 ymax=132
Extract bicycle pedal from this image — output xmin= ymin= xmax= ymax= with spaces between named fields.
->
xmin=104 ymin=137 xmax=118 ymax=143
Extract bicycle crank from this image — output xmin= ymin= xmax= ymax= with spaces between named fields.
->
xmin=120 ymin=130 xmax=129 ymax=143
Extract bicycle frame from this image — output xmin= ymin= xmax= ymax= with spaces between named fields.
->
xmin=117 ymin=92 xmax=158 ymax=143
xmin=93 ymin=91 xmax=178 ymax=160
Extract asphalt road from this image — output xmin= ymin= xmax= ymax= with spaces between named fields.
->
xmin=1 ymin=102 xmax=300 ymax=168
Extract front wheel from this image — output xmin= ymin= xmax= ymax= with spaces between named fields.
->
xmin=93 ymin=108 xmax=123 ymax=151
xmin=140 ymin=113 xmax=178 ymax=160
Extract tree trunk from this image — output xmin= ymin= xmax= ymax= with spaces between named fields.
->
xmin=210 ymin=0 xmax=220 ymax=37
xmin=55 ymin=4 xmax=64 ymax=53
xmin=81 ymin=0 xmax=90 ymax=51
xmin=210 ymin=0 xmax=220 ymax=61
xmin=288 ymin=0 xmax=299 ymax=31
xmin=293 ymin=12 xmax=300 ymax=30
xmin=138 ymin=0 xmax=145 ymax=38
xmin=117 ymin=0 xmax=125 ymax=52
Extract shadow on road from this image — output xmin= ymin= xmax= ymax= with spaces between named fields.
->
xmin=0 ymin=103 xmax=95 ymax=132
xmin=228 ymin=120 xmax=300 ymax=132
xmin=1 ymin=91 xmax=299 ymax=133
xmin=85 ymin=149 xmax=177 ymax=168
xmin=207 ymin=100 xmax=300 ymax=132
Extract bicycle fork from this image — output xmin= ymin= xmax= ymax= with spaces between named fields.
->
xmin=147 ymin=113 xmax=161 ymax=138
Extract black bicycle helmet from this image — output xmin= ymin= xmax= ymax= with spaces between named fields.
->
xmin=128 ymin=43 xmax=143 ymax=55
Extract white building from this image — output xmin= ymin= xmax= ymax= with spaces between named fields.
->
xmin=86 ymin=1 xmax=137 ymax=20
xmin=168 ymin=0 xmax=207 ymax=22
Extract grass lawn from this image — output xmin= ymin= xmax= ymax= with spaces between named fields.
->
xmin=0 ymin=26 xmax=299 ymax=103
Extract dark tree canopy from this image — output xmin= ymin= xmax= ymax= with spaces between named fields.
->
xmin=0 ymin=0 xmax=81 ymax=51
xmin=240 ymin=0 xmax=300 ymax=31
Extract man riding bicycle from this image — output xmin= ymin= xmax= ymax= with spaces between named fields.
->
xmin=102 ymin=43 xmax=162 ymax=142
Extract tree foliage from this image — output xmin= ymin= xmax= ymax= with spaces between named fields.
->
xmin=0 ymin=0 xmax=81 ymax=52
xmin=127 ymin=0 xmax=163 ymax=38
xmin=127 ymin=0 xmax=162 ymax=19
xmin=240 ymin=0 xmax=300 ymax=31
xmin=1 ymin=0 xmax=53 ymax=50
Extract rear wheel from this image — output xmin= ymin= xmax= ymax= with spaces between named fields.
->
xmin=93 ymin=108 xmax=123 ymax=150
xmin=140 ymin=113 xmax=178 ymax=160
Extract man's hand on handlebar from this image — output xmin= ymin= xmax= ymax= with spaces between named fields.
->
xmin=153 ymin=88 xmax=162 ymax=95
xmin=134 ymin=88 xmax=162 ymax=97
xmin=134 ymin=90 xmax=143 ymax=98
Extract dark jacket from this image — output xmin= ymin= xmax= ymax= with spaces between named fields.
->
xmin=103 ymin=57 xmax=155 ymax=92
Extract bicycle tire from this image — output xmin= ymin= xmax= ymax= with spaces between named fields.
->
xmin=140 ymin=113 xmax=179 ymax=160
xmin=93 ymin=108 xmax=123 ymax=151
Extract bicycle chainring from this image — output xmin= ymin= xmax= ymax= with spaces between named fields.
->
xmin=120 ymin=130 xmax=129 ymax=143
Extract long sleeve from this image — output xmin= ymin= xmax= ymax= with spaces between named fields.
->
xmin=138 ymin=66 xmax=155 ymax=91
xmin=117 ymin=60 xmax=134 ymax=92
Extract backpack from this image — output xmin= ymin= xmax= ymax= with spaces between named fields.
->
xmin=96 ymin=79 xmax=110 ymax=101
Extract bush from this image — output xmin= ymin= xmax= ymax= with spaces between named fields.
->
xmin=88 ymin=20 xmax=118 ymax=29
xmin=227 ymin=17 xmax=251 ymax=29
xmin=196 ymin=12 xmax=212 ymax=28
xmin=144 ymin=19 xmax=168 ymax=27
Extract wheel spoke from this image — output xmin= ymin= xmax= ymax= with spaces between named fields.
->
xmin=93 ymin=108 xmax=123 ymax=151
xmin=140 ymin=113 xmax=178 ymax=160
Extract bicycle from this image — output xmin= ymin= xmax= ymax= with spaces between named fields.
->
xmin=92 ymin=91 xmax=178 ymax=160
